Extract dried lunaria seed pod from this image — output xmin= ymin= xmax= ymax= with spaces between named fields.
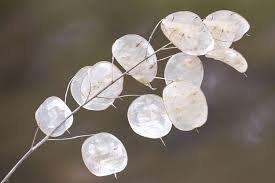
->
xmin=164 ymin=52 xmax=204 ymax=86
xmin=161 ymin=11 xmax=214 ymax=56
xmin=203 ymin=10 xmax=250 ymax=48
xmin=81 ymin=132 xmax=128 ymax=177
xmin=205 ymin=48 xmax=248 ymax=73
xmin=112 ymin=34 xmax=157 ymax=85
xmin=163 ymin=81 xmax=208 ymax=131
xmin=35 ymin=96 xmax=73 ymax=137
xmin=71 ymin=61 xmax=124 ymax=111
xmin=127 ymin=94 xmax=172 ymax=139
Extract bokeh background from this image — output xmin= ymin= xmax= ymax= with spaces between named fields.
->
xmin=1 ymin=0 xmax=275 ymax=183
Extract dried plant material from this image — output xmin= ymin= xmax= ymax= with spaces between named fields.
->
xmin=203 ymin=10 xmax=250 ymax=48
xmin=71 ymin=62 xmax=124 ymax=110
xmin=1 ymin=10 xmax=251 ymax=183
xmin=81 ymin=132 xmax=128 ymax=176
xmin=206 ymin=48 xmax=248 ymax=73
xmin=35 ymin=96 xmax=73 ymax=137
xmin=163 ymin=81 xmax=208 ymax=131
xmin=164 ymin=52 xmax=204 ymax=86
xmin=127 ymin=94 xmax=172 ymax=139
xmin=161 ymin=11 xmax=214 ymax=55
xmin=112 ymin=34 xmax=157 ymax=85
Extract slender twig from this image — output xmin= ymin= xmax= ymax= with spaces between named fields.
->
xmin=31 ymin=127 xmax=39 ymax=148
xmin=48 ymin=134 xmax=94 ymax=141
xmin=159 ymin=46 xmax=178 ymax=51
xmin=160 ymin=138 xmax=166 ymax=147
xmin=0 ymin=42 xmax=172 ymax=183
xmin=148 ymin=19 xmax=163 ymax=43
xmin=157 ymin=55 xmax=174 ymax=62
xmin=154 ymin=76 xmax=174 ymax=82
xmin=97 ymin=94 xmax=141 ymax=100
xmin=64 ymin=77 xmax=74 ymax=104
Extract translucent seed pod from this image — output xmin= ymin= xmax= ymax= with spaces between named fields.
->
xmin=203 ymin=10 xmax=250 ymax=48
xmin=127 ymin=94 xmax=172 ymax=139
xmin=164 ymin=52 xmax=204 ymax=86
xmin=205 ymin=48 xmax=248 ymax=73
xmin=35 ymin=96 xmax=73 ymax=137
xmin=112 ymin=34 xmax=158 ymax=85
xmin=71 ymin=62 xmax=124 ymax=110
xmin=161 ymin=11 xmax=214 ymax=56
xmin=81 ymin=132 xmax=128 ymax=177
xmin=163 ymin=81 xmax=208 ymax=131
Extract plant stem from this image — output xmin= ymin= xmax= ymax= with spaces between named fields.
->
xmin=0 ymin=42 xmax=172 ymax=183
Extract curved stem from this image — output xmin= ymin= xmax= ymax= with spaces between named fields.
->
xmin=64 ymin=77 xmax=74 ymax=104
xmin=1 ymin=42 xmax=171 ymax=183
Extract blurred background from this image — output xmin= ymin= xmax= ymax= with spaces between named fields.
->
xmin=1 ymin=0 xmax=275 ymax=182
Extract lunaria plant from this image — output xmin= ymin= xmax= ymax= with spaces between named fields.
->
xmin=1 ymin=9 xmax=250 ymax=183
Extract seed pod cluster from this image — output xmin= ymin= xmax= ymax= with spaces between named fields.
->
xmin=34 ymin=10 xmax=249 ymax=178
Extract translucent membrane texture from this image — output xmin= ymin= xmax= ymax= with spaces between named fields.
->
xmin=163 ymin=81 xmax=208 ymax=131
xmin=205 ymin=48 xmax=248 ymax=73
xmin=203 ymin=10 xmax=250 ymax=48
xmin=35 ymin=96 xmax=73 ymax=137
xmin=161 ymin=11 xmax=214 ymax=55
xmin=127 ymin=94 xmax=172 ymax=139
xmin=71 ymin=62 xmax=124 ymax=111
xmin=81 ymin=132 xmax=128 ymax=177
xmin=112 ymin=34 xmax=157 ymax=84
xmin=164 ymin=52 xmax=204 ymax=86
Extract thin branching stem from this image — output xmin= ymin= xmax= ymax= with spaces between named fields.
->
xmin=160 ymin=46 xmax=178 ymax=51
xmin=0 ymin=42 xmax=172 ymax=183
xmin=157 ymin=55 xmax=174 ymax=62
xmin=48 ymin=134 xmax=95 ymax=141
xmin=64 ymin=77 xmax=74 ymax=104
xmin=31 ymin=127 xmax=39 ymax=148
xmin=97 ymin=94 xmax=141 ymax=100
xmin=154 ymin=76 xmax=174 ymax=81
xmin=148 ymin=19 xmax=163 ymax=43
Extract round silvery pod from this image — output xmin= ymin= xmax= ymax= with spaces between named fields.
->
xmin=163 ymin=81 xmax=208 ymax=131
xmin=164 ymin=53 xmax=204 ymax=86
xmin=71 ymin=62 xmax=124 ymax=110
xmin=112 ymin=34 xmax=157 ymax=85
xmin=35 ymin=96 xmax=73 ymax=137
xmin=81 ymin=132 xmax=128 ymax=177
xmin=205 ymin=48 xmax=248 ymax=73
xmin=203 ymin=10 xmax=250 ymax=48
xmin=127 ymin=94 xmax=172 ymax=139
xmin=161 ymin=11 xmax=214 ymax=56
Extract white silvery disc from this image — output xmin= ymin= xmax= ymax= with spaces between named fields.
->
xmin=203 ymin=10 xmax=250 ymax=48
xmin=35 ymin=96 xmax=73 ymax=137
xmin=205 ymin=48 xmax=248 ymax=73
xmin=164 ymin=52 xmax=204 ymax=86
xmin=163 ymin=81 xmax=208 ymax=131
xmin=112 ymin=34 xmax=157 ymax=85
xmin=161 ymin=11 xmax=214 ymax=56
xmin=127 ymin=94 xmax=172 ymax=139
xmin=70 ymin=62 xmax=124 ymax=111
xmin=81 ymin=132 xmax=128 ymax=177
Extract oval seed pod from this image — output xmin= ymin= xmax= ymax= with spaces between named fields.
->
xmin=127 ymin=94 xmax=172 ymax=139
xmin=161 ymin=11 xmax=214 ymax=56
xmin=112 ymin=34 xmax=157 ymax=85
xmin=35 ymin=96 xmax=73 ymax=137
xmin=81 ymin=132 xmax=128 ymax=177
xmin=163 ymin=81 xmax=208 ymax=131
xmin=71 ymin=62 xmax=124 ymax=110
xmin=205 ymin=48 xmax=248 ymax=73
xmin=164 ymin=52 xmax=204 ymax=86
xmin=203 ymin=10 xmax=250 ymax=48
